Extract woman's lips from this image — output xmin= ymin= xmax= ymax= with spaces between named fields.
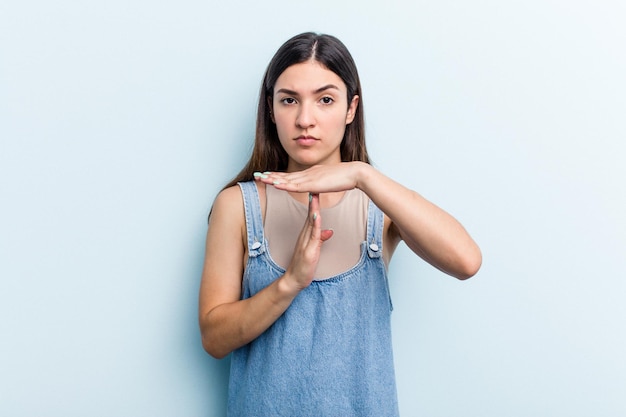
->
xmin=295 ymin=135 xmax=318 ymax=145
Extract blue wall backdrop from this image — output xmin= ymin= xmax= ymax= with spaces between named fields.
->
xmin=1 ymin=0 xmax=625 ymax=415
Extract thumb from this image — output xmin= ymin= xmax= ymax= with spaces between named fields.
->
xmin=320 ymin=229 xmax=334 ymax=242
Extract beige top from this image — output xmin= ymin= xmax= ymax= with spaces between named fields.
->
xmin=264 ymin=185 xmax=368 ymax=279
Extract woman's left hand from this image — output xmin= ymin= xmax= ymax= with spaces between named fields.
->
xmin=256 ymin=160 xmax=482 ymax=280
xmin=254 ymin=162 xmax=365 ymax=194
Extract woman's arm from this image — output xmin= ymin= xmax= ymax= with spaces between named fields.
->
xmin=356 ymin=163 xmax=482 ymax=279
xmin=258 ymin=162 xmax=482 ymax=280
xmin=199 ymin=186 xmax=332 ymax=358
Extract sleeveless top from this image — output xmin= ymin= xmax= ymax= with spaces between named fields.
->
xmin=264 ymin=184 xmax=367 ymax=278
xmin=227 ymin=181 xmax=399 ymax=417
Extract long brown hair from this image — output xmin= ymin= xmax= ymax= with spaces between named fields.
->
xmin=221 ymin=32 xmax=370 ymax=190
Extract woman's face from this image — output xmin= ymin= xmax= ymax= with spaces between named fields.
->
xmin=272 ymin=60 xmax=359 ymax=172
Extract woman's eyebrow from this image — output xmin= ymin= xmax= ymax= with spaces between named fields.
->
xmin=313 ymin=84 xmax=340 ymax=94
xmin=275 ymin=84 xmax=340 ymax=96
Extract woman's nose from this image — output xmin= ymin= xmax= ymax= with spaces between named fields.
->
xmin=296 ymin=103 xmax=315 ymax=128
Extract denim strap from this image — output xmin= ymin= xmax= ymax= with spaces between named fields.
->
xmin=238 ymin=181 xmax=265 ymax=257
xmin=366 ymin=199 xmax=384 ymax=259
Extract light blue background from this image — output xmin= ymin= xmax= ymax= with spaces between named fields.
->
xmin=1 ymin=0 xmax=625 ymax=416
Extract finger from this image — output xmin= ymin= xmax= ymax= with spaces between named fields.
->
xmin=320 ymin=229 xmax=334 ymax=242
xmin=307 ymin=194 xmax=333 ymax=244
xmin=259 ymin=170 xmax=315 ymax=191
xmin=269 ymin=177 xmax=302 ymax=191
xmin=293 ymin=193 xmax=316 ymax=248
xmin=256 ymin=174 xmax=301 ymax=191
xmin=252 ymin=171 xmax=273 ymax=181
xmin=309 ymin=193 xmax=321 ymax=241
xmin=309 ymin=193 xmax=319 ymax=220
xmin=252 ymin=171 xmax=290 ymax=184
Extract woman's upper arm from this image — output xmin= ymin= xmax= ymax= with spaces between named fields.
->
xmin=383 ymin=214 xmax=402 ymax=266
xmin=199 ymin=186 xmax=246 ymax=321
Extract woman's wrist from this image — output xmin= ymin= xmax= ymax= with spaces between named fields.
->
xmin=354 ymin=161 xmax=376 ymax=193
xmin=276 ymin=272 xmax=302 ymax=300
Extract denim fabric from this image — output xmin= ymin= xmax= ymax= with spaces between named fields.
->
xmin=227 ymin=181 xmax=399 ymax=417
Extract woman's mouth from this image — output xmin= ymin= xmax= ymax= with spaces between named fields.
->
xmin=295 ymin=135 xmax=319 ymax=145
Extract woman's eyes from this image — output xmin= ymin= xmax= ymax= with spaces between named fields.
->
xmin=279 ymin=97 xmax=334 ymax=105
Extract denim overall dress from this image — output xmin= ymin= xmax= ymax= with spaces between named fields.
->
xmin=227 ymin=181 xmax=399 ymax=417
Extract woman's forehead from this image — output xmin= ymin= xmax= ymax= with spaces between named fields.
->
xmin=274 ymin=61 xmax=346 ymax=94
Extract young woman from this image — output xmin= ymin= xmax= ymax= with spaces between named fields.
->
xmin=199 ymin=32 xmax=481 ymax=416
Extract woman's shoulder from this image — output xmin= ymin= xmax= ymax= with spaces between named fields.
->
xmin=214 ymin=184 xmax=243 ymax=207
xmin=211 ymin=181 xmax=266 ymax=220
xmin=210 ymin=185 xmax=246 ymax=227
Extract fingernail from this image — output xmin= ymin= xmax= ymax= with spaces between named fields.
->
xmin=263 ymin=171 xmax=271 ymax=174
xmin=273 ymin=181 xmax=281 ymax=185
xmin=309 ymin=193 xmax=313 ymax=202
xmin=253 ymin=172 xmax=262 ymax=177
xmin=313 ymin=213 xmax=317 ymax=221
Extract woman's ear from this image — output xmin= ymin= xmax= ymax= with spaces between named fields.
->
xmin=345 ymin=95 xmax=359 ymax=124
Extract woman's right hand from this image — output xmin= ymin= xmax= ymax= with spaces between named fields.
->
xmin=282 ymin=192 xmax=334 ymax=292
xmin=200 ymin=187 xmax=335 ymax=358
